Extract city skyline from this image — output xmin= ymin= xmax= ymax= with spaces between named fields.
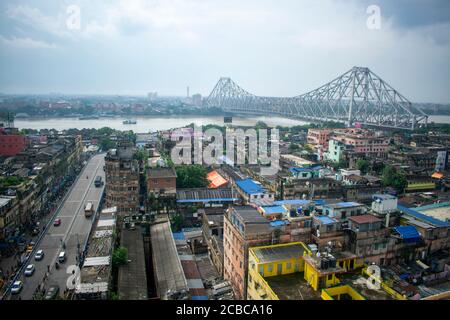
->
xmin=0 ymin=0 xmax=449 ymax=103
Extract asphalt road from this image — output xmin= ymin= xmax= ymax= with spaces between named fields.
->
xmin=9 ymin=153 xmax=106 ymax=300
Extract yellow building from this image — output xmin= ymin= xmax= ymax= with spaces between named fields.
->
xmin=247 ymin=242 xmax=368 ymax=300
xmin=247 ymin=242 xmax=312 ymax=300
xmin=321 ymin=285 xmax=366 ymax=300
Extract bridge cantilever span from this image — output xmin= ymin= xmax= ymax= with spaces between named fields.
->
xmin=205 ymin=66 xmax=428 ymax=130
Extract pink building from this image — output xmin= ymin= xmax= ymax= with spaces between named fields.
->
xmin=332 ymin=129 xmax=389 ymax=155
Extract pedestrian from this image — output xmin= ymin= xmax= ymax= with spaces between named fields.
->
xmin=47 ymin=265 xmax=50 ymax=272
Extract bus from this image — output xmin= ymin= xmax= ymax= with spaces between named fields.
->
xmin=94 ymin=176 xmax=103 ymax=187
xmin=84 ymin=202 xmax=94 ymax=218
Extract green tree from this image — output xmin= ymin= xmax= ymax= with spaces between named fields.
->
xmin=356 ymin=159 xmax=369 ymax=175
xmin=100 ymin=138 xmax=115 ymax=151
xmin=171 ymin=214 xmax=184 ymax=232
xmin=381 ymin=166 xmax=407 ymax=193
xmin=175 ymin=165 xmax=208 ymax=188
xmin=112 ymin=247 xmax=128 ymax=267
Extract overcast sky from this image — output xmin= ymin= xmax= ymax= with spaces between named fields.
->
xmin=0 ymin=0 xmax=449 ymax=103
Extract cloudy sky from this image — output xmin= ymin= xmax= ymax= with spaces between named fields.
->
xmin=0 ymin=0 xmax=449 ymax=103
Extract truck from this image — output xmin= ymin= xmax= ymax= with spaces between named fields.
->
xmin=84 ymin=202 xmax=94 ymax=218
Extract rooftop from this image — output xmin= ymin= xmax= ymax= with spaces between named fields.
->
xmin=348 ymin=214 xmax=382 ymax=224
xmin=235 ymin=178 xmax=266 ymax=194
xmin=117 ymin=228 xmax=148 ymax=300
xmin=252 ymin=243 xmax=306 ymax=264
xmin=266 ymin=273 xmax=322 ymax=300
xmin=150 ymin=221 xmax=188 ymax=299
xmin=177 ymin=188 xmax=239 ymax=203
xmin=147 ymin=167 xmax=177 ymax=178
xmin=324 ymin=202 xmax=364 ymax=209
xmin=260 ymin=205 xmax=287 ymax=216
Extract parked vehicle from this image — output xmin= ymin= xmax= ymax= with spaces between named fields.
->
xmin=34 ymin=250 xmax=44 ymax=261
xmin=84 ymin=202 xmax=94 ymax=218
xmin=44 ymin=285 xmax=60 ymax=300
xmin=24 ymin=264 xmax=35 ymax=277
xmin=11 ymin=281 xmax=23 ymax=294
xmin=54 ymin=218 xmax=62 ymax=227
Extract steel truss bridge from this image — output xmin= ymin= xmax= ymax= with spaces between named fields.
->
xmin=205 ymin=66 xmax=428 ymax=130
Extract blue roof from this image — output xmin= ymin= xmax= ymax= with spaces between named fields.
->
xmin=177 ymin=198 xmax=239 ymax=203
xmin=192 ymin=296 xmax=209 ymax=300
xmin=326 ymin=202 xmax=363 ymax=208
xmin=316 ymin=216 xmax=335 ymax=225
xmin=261 ymin=206 xmax=286 ymax=215
xmin=394 ymin=225 xmax=421 ymax=240
xmin=270 ymin=220 xmax=290 ymax=227
xmin=235 ymin=179 xmax=265 ymax=194
xmin=314 ymin=199 xmax=326 ymax=206
xmin=172 ymin=232 xmax=185 ymax=240
xmin=273 ymin=199 xmax=311 ymax=206
xmin=398 ymin=205 xmax=450 ymax=228
xmin=290 ymin=166 xmax=322 ymax=173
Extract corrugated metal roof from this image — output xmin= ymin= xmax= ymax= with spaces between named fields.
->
xmin=398 ymin=205 xmax=450 ymax=228
xmin=394 ymin=226 xmax=421 ymax=240
xmin=261 ymin=205 xmax=286 ymax=215
xmin=235 ymin=179 xmax=265 ymax=194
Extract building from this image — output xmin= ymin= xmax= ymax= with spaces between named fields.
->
xmin=247 ymin=242 xmax=312 ymax=300
xmin=234 ymin=179 xmax=274 ymax=205
xmin=0 ymin=127 xmax=27 ymax=156
xmin=324 ymin=139 xmax=348 ymax=163
xmin=223 ymin=206 xmax=273 ymax=299
xmin=307 ymin=129 xmax=332 ymax=150
xmin=372 ymin=194 xmax=398 ymax=215
xmin=147 ymin=167 xmax=177 ymax=199
xmin=75 ymin=207 xmax=117 ymax=299
xmin=105 ymin=141 xmax=140 ymax=215
xmin=201 ymin=208 xmax=225 ymax=276
xmin=206 ymin=170 xmax=228 ymax=189
xmin=322 ymin=202 xmax=367 ymax=221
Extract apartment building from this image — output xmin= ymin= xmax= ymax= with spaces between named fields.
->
xmin=105 ymin=141 xmax=140 ymax=215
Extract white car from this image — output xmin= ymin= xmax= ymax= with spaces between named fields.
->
xmin=11 ymin=281 xmax=23 ymax=294
xmin=34 ymin=250 xmax=44 ymax=261
xmin=24 ymin=264 xmax=35 ymax=277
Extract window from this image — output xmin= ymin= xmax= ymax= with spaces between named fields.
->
xmin=286 ymin=262 xmax=292 ymax=270
xmin=267 ymin=264 xmax=273 ymax=272
xmin=259 ymin=266 xmax=264 ymax=276
xmin=328 ymin=274 xmax=333 ymax=281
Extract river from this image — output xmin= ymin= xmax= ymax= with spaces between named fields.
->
xmin=14 ymin=115 xmax=310 ymax=132
xmin=14 ymin=114 xmax=450 ymax=132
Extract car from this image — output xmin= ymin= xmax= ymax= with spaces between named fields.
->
xmin=58 ymin=251 xmax=66 ymax=263
xmin=44 ymin=285 xmax=60 ymax=300
xmin=24 ymin=264 xmax=35 ymax=277
xmin=34 ymin=250 xmax=44 ymax=261
xmin=11 ymin=281 xmax=23 ymax=294
xmin=53 ymin=218 xmax=62 ymax=226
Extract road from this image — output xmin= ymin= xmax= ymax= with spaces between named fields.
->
xmin=8 ymin=153 xmax=105 ymax=300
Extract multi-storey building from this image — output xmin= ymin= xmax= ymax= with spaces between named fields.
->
xmin=0 ymin=127 xmax=27 ymax=156
xmin=223 ymin=206 xmax=273 ymax=299
xmin=105 ymin=141 xmax=140 ymax=215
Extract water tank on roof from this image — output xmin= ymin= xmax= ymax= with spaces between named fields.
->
xmin=321 ymin=258 xmax=329 ymax=270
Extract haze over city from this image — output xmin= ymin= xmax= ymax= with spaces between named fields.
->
xmin=0 ymin=0 xmax=450 ymax=103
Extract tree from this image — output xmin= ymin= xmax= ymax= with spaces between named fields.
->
xmin=356 ymin=159 xmax=369 ymax=175
xmin=100 ymin=138 xmax=115 ymax=151
xmin=112 ymin=247 xmax=128 ymax=267
xmin=171 ymin=214 xmax=184 ymax=232
xmin=175 ymin=165 xmax=208 ymax=188
xmin=381 ymin=166 xmax=407 ymax=193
